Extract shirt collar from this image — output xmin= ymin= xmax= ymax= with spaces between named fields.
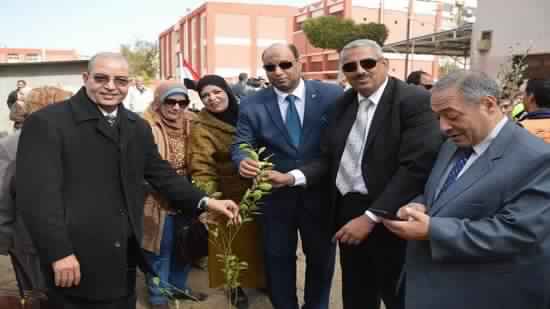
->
xmin=97 ymin=106 xmax=118 ymax=118
xmin=273 ymin=79 xmax=306 ymax=103
xmin=357 ymin=77 xmax=389 ymax=105
xmin=472 ymin=117 xmax=508 ymax=155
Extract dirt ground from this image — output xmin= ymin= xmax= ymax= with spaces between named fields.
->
xmin=0 ymin=246 xmax=347 ymax=309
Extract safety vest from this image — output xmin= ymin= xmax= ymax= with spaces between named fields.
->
xmin=520 ymin=118 xmax=550 ymax=143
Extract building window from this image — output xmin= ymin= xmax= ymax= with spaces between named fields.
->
xmin=394 ymin=20 xmax=398 ymax=24
xmin=363 ymin=17 xmax=367 ymax=22
xmin=7 ymin=54 xmax=20 ymax=63
xmin=25 ymin=53 xmax=40 ymax=62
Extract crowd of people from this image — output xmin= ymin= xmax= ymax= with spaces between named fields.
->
xmin=1 ymin=38 xmax=550 ymax=309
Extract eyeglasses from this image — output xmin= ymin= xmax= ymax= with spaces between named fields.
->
xmin=92 ymin=73 xmax=130 ymax=87
xmin=263 ymin=61 xmax=294 ymax=72
xmin=342 ymin=58 xmax=380 ymax=73
xmin=163 ymin=98 xmax=189 ymax=107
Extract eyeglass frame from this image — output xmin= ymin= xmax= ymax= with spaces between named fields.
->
xmin=90 ymin=73 xmax=130 ymax=88
xmin=341 ymin=58 xmax=382 ymax=73
xmin=263 ymin=60 xmax=295 ymax=72
xmin=163 ymin=98 xmax=190 ymax=107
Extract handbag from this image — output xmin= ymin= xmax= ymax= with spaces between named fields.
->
xmin=173 ymin=214 xmax=208 ymax=264
xmin=173 ymin=119 xmax=208 ymax=264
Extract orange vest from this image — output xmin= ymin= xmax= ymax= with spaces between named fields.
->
xmin=520 ymin=118 xmax=550 ymax=143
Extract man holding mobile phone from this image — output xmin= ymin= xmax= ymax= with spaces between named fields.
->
xmin=266 ymin=39 xmax=442 ymax=309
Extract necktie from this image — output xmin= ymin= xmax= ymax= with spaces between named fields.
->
xmin=105 ymin=114 xmax=117 ymax=127
xmin=336 ymin=98 xmax=371 ymax=195
xmin=285 ymin=95 xmax=301 ymax=147
xmin=437 ymin=147 xmax=474 ymax=199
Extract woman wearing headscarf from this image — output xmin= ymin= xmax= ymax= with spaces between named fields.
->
xmin=141 ymin=81 xmax=206 ymax=309
xmin=189 ymin=75 xmax=265 ymax=308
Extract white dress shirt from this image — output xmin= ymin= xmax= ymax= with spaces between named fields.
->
xmin=98 ymin=106 xmax=118 ymax=118
xmin=291 ymin=77 xmax=390 ymax=223
xmin=435 ymin=117 xmax=508 ymax=198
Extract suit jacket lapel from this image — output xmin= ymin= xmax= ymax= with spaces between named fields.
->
xmin=429 ymin=154 xmax=490 ymax=215
xmin=426 ymin=142 xmax=457 ymax=206
xmin=301 ymin=81 xmax=322 ymax=148
xmin=263 ymin=88 xmax=296 ymax=150
xmin=363 ymin=78 xmax=395 ymax=153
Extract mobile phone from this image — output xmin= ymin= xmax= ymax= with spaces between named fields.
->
xmin=369 ymin=209 xmax=405 ymax=221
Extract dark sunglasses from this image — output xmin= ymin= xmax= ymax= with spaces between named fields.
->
xmin=263 ymin=61 xmax=294 ymax=72
xmin=163 ymin=98 xmax=189 ymax=107
xmin=342 ymin=58 xmax=380 ymax=73
xmin=92 ymin=73 xmax=130 ymax=87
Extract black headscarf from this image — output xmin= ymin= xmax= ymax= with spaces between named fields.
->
xmin=195 ymin=75 xmax=240 ymax=126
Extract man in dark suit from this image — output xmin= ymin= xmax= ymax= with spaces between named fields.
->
xmin=272 ymin=39 xmax=442 ymax=309
xmin=383 ymin=71 xmax=550 ymax=309
xmin=231 ymin=43 xmax=342 ymax=309
xmin=15 ymin=52 xmax=239 ymax=309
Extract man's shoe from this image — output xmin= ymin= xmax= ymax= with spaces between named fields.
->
xmin=151 ymin=304 xmax=170 ymax=309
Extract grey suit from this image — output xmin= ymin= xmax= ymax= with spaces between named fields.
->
xmin=0 ymin=132 xmax=18 ymax=254
xmin=406 ymin=120 xmax=550 ymax=309
xmin=0 ymin=131 xmax=44 ymax=290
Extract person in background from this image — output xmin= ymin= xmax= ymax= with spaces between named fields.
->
xmin=518 ymin=78 xmax=550 ymax=142
xmin=0 ymin=86 xmax=72 ymax=293
xmin=123 ymin=76 xmax=154 ymax=114
xmin=6 ymin=80 xmax=27 ymax=110
xmin=141 ymin=81 xmax=207 ymax=309
xmin=9 ymin=89 xmax=30 ymax=131
xmin=189 ymin=74 xmax=265 ymax=309
xmin=232 ymin=73 xmax=255 ymax=99
xmin=406 ymin=70 xmax=433 ymax=91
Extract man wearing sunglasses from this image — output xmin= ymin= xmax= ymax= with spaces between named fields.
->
xmin=15 ymin=52 xmax=240 ymax=309
xmin=291 ymin=39 xmax=443 ymax=309
xmin=231 ymin=43 xmax=343 ymax=309
xmin=406 ymin=70 xmax=434 ymax=91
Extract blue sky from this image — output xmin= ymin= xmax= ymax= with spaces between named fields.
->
xmin=0 ymin=0 xmax=307 ymax=58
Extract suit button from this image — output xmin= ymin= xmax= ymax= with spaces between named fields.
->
xmin=120 ymin=209 xmax=126 ymax=215
xmin=114 ymin=241 xmax=121 ymax=248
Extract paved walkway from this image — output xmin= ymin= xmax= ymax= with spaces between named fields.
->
xmin=0 ymin=246 xmax=345 ymax=309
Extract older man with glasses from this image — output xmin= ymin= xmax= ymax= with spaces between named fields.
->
xmin=231 ymin=43 xmax=343 ymax=309
xmin=288 ymin=39 xmax=443 ymax=309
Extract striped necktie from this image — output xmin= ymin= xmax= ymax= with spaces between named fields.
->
xmin=336 ymin=98 xmax=372 ymax=195
xmin=437 ymin=147 xmax=474 ymax=199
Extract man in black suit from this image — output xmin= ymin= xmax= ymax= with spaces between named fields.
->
xmin=15 ymin=52 xmax=239 ymax=309
xmin=270 ymin=39 xmax=442 ymax=309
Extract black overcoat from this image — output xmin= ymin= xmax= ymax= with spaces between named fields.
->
xmin=15 ymin=88 xmax=205 ymax=300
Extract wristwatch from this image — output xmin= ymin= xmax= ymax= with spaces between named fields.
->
xmin=198 ymin=197 xmax=209 ymax=212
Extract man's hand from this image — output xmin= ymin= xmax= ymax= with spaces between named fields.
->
xmin=52 ymin=254 xmax=81 ymax=288
xmin=396 ymin=202 xmax=427 ymax=220
xmin=207 ymin=199 xmax=241 ymax=225
xmin=264 ymin=170 xmax=294 ymax=188
xmin=383 ymin=207 xmax=430 ymax=240
xmin=239 ymin=158 xmax=260 ymax=178
xmin=333 ymin=215 xmax=375 ymax=245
